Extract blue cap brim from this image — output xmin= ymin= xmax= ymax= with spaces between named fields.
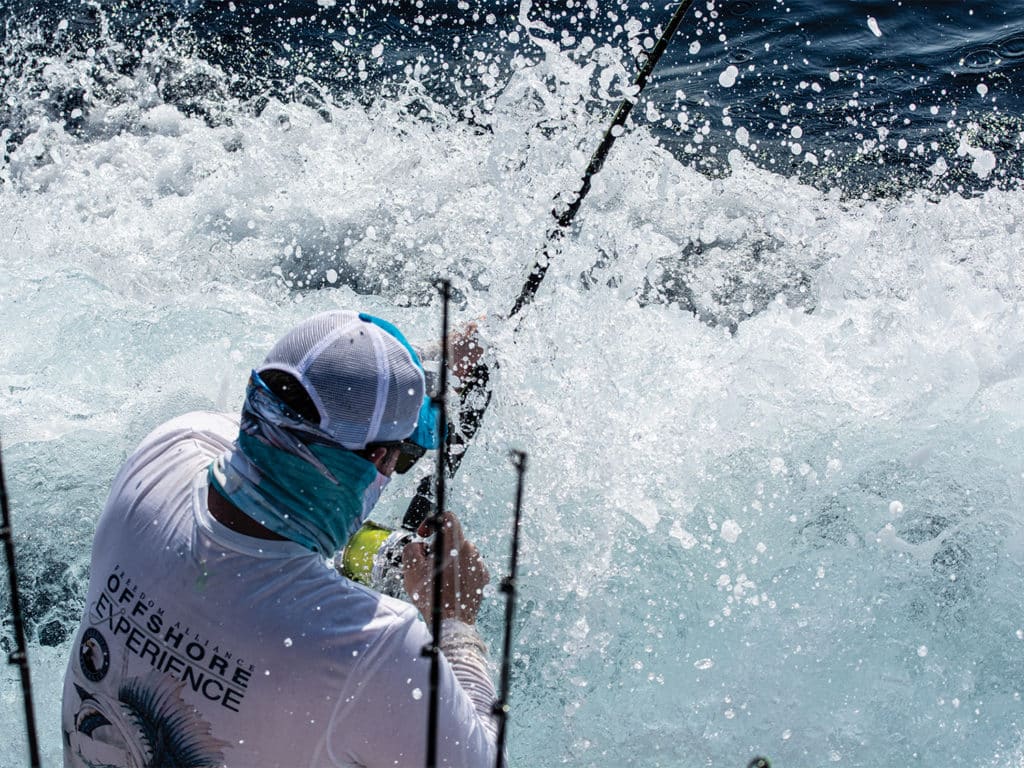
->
xmin=411 ymin=397 xmax=441 ymax=451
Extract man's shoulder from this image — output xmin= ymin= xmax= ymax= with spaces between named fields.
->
xmin=136 ymin=411 xmax=238 ymax=450
xmin=108 ymin=411 xmax=237 ymax=497
xmin=127 ymin=410 xmax=237 ymax=463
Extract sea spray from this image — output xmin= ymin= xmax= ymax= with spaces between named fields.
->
xmin=1 ymin=12 xmax=1023 ymax=768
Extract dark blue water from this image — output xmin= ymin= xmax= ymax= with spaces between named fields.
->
xmin=3 ymin=0 xmax=1023 ymax=197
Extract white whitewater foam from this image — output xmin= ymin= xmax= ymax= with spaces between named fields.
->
xmin=2 ymin=38 xmax=1024 ymax=768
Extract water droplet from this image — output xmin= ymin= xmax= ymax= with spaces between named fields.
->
xmin=283 ymin=637 xmax=293 ymax=648
xmin=412 ymin=687 xmax=423 ymax=700
xmin=719 ymin=65 xmax=739 ymax=88
xmin=721 ymin=520 xmax=742 ymax=544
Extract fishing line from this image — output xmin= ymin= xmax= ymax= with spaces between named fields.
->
xmin=1 ymin=440 xmax=43 ymax=768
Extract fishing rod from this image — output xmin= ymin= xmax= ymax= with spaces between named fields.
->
xmin=415 ymin=1 xmax=698 ymax=758
xmin=1 ymin=440 xmax=43 ymax=768
xmin=509 ymin=0 xmax=700 ymax=319
xmin=424 ymin=279 xmax=452 ymax=768
xmin=493 ymin=450 xmax=527 ymax=768
xmin=402 ymin=0 xmax=698 ymax=530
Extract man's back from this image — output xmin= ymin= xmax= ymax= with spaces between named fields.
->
xmin=61 ymin=412 xmax=495 ymax=767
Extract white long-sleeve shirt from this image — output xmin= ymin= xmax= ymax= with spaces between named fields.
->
xmin=61 ymin=412 xmax=498 ymax=767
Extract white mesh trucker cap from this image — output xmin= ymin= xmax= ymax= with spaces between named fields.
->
xmin=257 ymin=310 xmax=426 ymax=450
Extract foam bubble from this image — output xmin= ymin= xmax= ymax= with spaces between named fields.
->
xmin=721 ymin=520 xmax=742 ymax=544
xmin=719 ymin=65 xmax=740 ymax=88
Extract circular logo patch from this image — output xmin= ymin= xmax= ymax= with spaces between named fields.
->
xmin=79 ymin=628 xmax=110 ymax=682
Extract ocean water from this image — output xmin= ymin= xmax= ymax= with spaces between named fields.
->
xmin=1 ymin=0 xmax=1023 ymax=766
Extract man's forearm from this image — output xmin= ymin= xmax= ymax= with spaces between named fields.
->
xmin=440 ymin=618 xmax=499 ymax=744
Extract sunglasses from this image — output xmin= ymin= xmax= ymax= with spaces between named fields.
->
xmin=364 ymin=440 xmax=427 ymax=475
xmin=248 ymin=371 xmax=428 ymax=475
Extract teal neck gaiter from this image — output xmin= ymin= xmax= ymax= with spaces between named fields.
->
xmin=209 ymin=431 xmax=388 ymax=558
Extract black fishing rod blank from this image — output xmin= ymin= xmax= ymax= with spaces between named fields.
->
xmin=509 ymin=0 xmax=699 ymax=318
xmin=424 ymin=279 xmax=452 ymax=768
xmin=1 ymin=440 xmax=43 ymax=768
xmin=493 ymin=450 xmax=528 ymax=768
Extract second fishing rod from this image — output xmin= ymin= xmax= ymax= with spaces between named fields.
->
xmin=1 ymin=439 xmax=43 ymax=768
